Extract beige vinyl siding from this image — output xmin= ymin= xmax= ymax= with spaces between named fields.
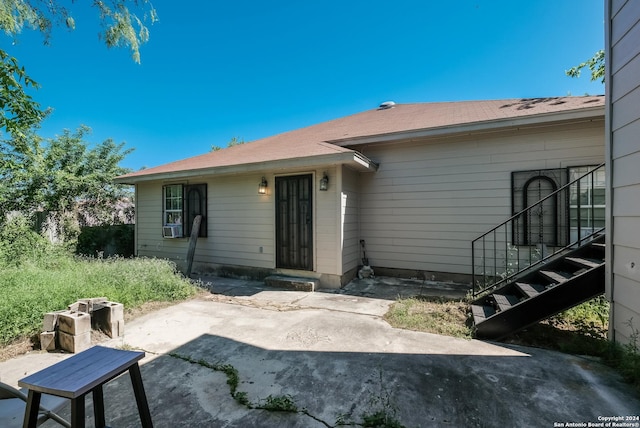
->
xmin=357 ymin=121 xmax=604 ymax=276
xmin=135 ymin=175 xmax=274 ymax=270
xmin=134 ymin=169 xmax=343 ymax=279
xmin=607 ymin=0 xmax=640 ymax=344
xmin=204 ymin=175 xmax=273 ymax=268
xmin=341 ymin=166 xmax=361 ymax=275
xmin=315 ymin=167 xmax=340 ymax=276
xmin=135 ymin=181 xmax=179 ymax=259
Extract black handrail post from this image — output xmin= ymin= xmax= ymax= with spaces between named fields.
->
xmin=577 ymin=176 xmax=582 ymax=246
xmin=591 ymin=168 xmax=595 ymax=238
xmin=515 ymin=218 xmax=520 ymax=272
xmin=472 ymin=239 xmax=476 ymax=296
xmin=482 ymin=235 xmax=487 ymax=293
xmin=504 ymin=224 xmax=509 ymax=281
xmin=493 ymin=230 xmax=497 ymax=287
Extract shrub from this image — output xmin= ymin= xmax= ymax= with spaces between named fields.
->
xmin=76 ymin=224 xmax=134 ymax=257
xmin=0 ymin=251 xmax=198 ymax=346
xmin=0 ymin=215 xmax=52 ymax=266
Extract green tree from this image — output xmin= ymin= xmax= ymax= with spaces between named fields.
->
xmin=0 ymin=0 xmax=157 ymax=138
xmin=0 ymin=0 xmax=157 ymax=63
xmin=566 ymin=50 xmax=605 ymax=83
xmin=0 ymin=126 xmax=133 ymax=238
xmin=0 ymin=0 xmax=153 ymax=236
xmin=0 ymin=50 xmax=46 ymax=140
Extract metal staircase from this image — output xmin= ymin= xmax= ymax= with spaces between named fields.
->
xmin=471 ymin=234 xmax=605 ymax=340
xmin=470 ymin=164 xmax=606 ymax=340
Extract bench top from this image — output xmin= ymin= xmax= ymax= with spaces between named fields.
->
xmin=18 ymin=346 xmax=144 ymax=399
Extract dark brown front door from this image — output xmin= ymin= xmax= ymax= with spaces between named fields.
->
xmin=276 ymin=175 xmax=313 ymax=270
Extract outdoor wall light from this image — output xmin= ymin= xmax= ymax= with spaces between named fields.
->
xmin=258 ymin=176 xmax=268 ymax=194
xmin=319 ymin=173 xmax=329 ymax=191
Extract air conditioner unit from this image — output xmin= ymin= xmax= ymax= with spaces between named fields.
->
xmin=162 ymin=225 xmax=181 ymax=238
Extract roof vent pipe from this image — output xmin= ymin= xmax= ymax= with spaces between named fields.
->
xmin=378 ymin=101 xmax=396 ymax=110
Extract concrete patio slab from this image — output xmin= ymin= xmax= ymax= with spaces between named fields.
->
xmin=1 ymin=276 xmax=638 ymax=427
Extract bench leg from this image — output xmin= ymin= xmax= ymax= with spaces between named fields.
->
xmin=129 ymin=363 xmax=153 ymax=428
xmin=71 ymin=395 xmax=85 ymax=428
xmin=22 ymin=390 xmax=41 ymax=428
xmin=93 ymin=385 xmax=106 ymax=428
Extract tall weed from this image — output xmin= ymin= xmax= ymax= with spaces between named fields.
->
xmin=0 ymin=221 xmax=198 ymax=346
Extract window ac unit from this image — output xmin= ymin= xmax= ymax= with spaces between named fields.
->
xmin=162 ymin=225 xmax=181 ymax=238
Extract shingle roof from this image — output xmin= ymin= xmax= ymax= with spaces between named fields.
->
xmin=116 ymin=96 xmax=604 ymax=182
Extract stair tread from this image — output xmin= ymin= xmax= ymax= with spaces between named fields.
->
xmin=540 ymin=270 xmax=571 ymax=284
xmin=493 ymin=294 xmax=520 ymax=312
xmin=565 ymin=256 xmax=603 ymax=268
xmin=515 ymin=282 xmax=545 ymax=298
xmin=471 ymin=304 xmax=495 ymax=322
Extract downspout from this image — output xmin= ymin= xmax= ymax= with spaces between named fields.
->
xmin=134 ymin=183 xmax=139 ymax=257
xmin=604 ymin=0 xmax=615 ymax=342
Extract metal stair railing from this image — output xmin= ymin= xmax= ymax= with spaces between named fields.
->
xmin=471 ymin=163 xmax=605 ymax=297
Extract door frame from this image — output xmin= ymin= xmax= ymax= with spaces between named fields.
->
xmin=274 ymin=173 xmax=314 ymax=271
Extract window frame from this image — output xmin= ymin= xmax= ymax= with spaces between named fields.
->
xmin=568 ymin=166 xmax=605 ymax=240
xmin=162 ymin=183 xmax=207 ymax=238
xmin=511 ymin=167 xmax=567 ymax=247
xmin=510 ymin=165 xmax=603 ymax=247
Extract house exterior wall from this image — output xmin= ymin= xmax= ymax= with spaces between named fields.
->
xmin=606 ymin=0 xmax=640 ymax=344
xmin=314 ymin=166 xmax=340 ymax=285
xmin=134 ymin=168 xmax=343 ymax=287
xmin=354 ymin=120 xmax=604 ymax=280
xmin=341 ymin=166 xmax=361 ymax=280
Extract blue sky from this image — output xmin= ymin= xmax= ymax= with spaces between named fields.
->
xmin=5 ymin=0 xmax=604 ymax=171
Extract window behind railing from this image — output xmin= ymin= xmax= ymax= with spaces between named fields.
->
xmin=472 ymin=163 xmax=605 ymax=297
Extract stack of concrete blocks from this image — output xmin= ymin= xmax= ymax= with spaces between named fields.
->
xmin=40 ymin=297 xmax=125 ymax=353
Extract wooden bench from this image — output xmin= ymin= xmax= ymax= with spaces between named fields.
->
xmin=19 ymin=346 xmax=153 ymax=428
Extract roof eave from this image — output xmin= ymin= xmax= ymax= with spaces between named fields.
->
xmin=328 ymin=106 xmax=605 ymax=146
xmin=114 ymin=151 xmax=377 ymax=184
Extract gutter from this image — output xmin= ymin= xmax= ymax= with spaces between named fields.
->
xmin=114 ymin=151 xmax=377 ymax=185
xmin=328 ymin=106 xmax=605 ymax=147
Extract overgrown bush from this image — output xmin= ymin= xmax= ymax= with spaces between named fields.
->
xmin=0 ymin=215 xmax=54 ymax=266
xmin=601 ymin=320 xmax=640 ymax=392
xmin=76 ymin=224 xmax=134 ymax=257
xmin=0 ymin=254 xmax=198 ymax=346
xmin=0 ymin=218 xmax=198 ymax=347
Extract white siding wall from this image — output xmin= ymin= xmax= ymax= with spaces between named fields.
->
xmin=135 ymin=175 xmax=273 ymax=270
xmin=607 ymin=0 xmax=640 ymax=344
xmin=203 ymin=174 xmax=274 ymax=268
xmin=313 ymin=167 xmax=340 ymax=277
xmin=134 ymin=169 xmax=341 ymax=281
xmin=356 ymin=121 xmax=604 ymax=277
xmin=341 ymin=166 xmax=361 ymax=275
xmin=136 ymin=181 xmax=179 ymax=260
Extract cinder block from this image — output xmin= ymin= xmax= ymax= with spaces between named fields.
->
xmin=101 ymin=320 xmax=125 ymax=338
xmin=57 ymin=311 xmax=92 ymax=335
xmin=69 ymin=297 xmax=109 ymax=313
xmin=93 ymin=302 xmax=124 ymax=323
xmin=40 ymin=331 xmax=56 ymax=351
xmin=43 ymin=310 xmax=66 ymax=332
xmin=58 ymin=330 xmax=90 ymax=353
xmin=93 ymin=306 xmax=125 ymax=338
xmin=105 ymin=301 xmax=124 ymax=321
xmin=80 ymin=297 xmax=109 ymax=313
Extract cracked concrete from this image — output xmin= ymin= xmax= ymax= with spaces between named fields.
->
xmin=1 ymin=276 xmax=638 ymax=427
